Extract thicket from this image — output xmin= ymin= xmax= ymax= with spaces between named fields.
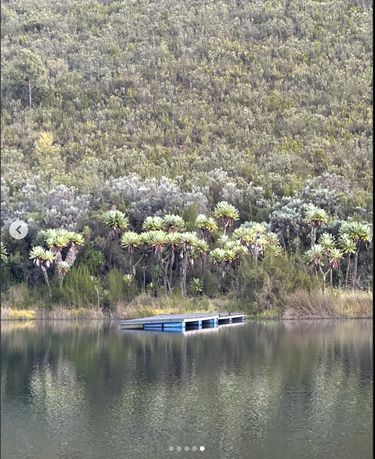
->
xmin=1 ymin=203 xmax=372 ymax=312
xmin=1 ymin=0 xmax=373 ymax=312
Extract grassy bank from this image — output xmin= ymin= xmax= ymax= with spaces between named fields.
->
xmin=0 ymin=293 xmax=232 ymax=320
xmin=1 ymin=289 xmax=372 ymax=321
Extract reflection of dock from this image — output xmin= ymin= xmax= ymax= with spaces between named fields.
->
xmin=120 ymin=313 xmax=246 ymax=332
xmin=120 ymin=327 xmax=221 ymax=336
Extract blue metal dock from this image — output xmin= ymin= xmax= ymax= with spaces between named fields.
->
xmin=119 ymin=313 xmax=246 ymax=332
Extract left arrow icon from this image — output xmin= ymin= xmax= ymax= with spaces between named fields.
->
xmin=9 ymin=220 xmax=28 ymax=240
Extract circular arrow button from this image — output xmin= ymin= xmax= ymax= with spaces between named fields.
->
xmin=9 ymin=220 xmax=28 ymax=240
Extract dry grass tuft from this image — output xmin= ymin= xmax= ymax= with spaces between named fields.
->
xmin=1 ymin=308 xmax=36 ymax=320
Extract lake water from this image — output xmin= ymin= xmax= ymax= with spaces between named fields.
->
xmin=1 ymin=320 xmax=372 ymax=459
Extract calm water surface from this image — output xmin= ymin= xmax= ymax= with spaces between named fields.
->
xmin=1 ymin=320 xmax=373 ymax=459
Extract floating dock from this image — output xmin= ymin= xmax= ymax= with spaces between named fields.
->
xmin=119 ymin=313 xmax=246 ymax=332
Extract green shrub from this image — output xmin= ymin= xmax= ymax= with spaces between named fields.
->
xmin=240 ymin=254 xmax=320 ymax=312
xmin=202 ymin=270 xmax=221 ymax=297
xmin=190 ymin=277 xmax=203 ymax=295
xmin=107 ymin=268 xmax=126 ymax=303
xmin=80 ymin=246 xmax=105 ymax=275
xmin=62 ymin=265 xmax=100 ymax=307
xmin=1 ymin=283 xmax=33 ymax=309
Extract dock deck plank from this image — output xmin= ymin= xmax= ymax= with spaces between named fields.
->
xmin=120 ymin=312 xmax=246 ymax=328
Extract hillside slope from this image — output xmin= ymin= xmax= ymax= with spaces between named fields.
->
xmin=1 ymin=0 xmax=372 ymax=218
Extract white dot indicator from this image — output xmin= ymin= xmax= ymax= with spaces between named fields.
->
xmin=184 ymin=446 xmax=190 ymax=451
xmin=176 ymin=446 xmax=182 ymax=452
xmin=192 ymin=446 xmax=198 ymax=451
xmin=200 ymin=446 xmax=205 ymax=451
xmin=169 ymin=446 xmax=174 ymax=451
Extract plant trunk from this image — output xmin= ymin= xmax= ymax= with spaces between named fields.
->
xmin=58 ymin=271 xmax=65 ymax=288
xmin=319 ymin=267 xmax=327 ymax=293
xmin=65 ymin=244 xmax=80 ymax=267
xmin=128 ymin=250 xmax=134 ymax=275
xmin=41 ymin=265 xmax=52 ymax=297
xmin=180 ymin=251 xmax=188 ymax=297
xmin=51 ymin=247 xmax=62 ymax=264
xmin=163 ymin=258 xmax=170 ymax=293
xmin=345 ymin=254 xmax=351 ymax=290
xmin=310 ymin=226 xmax=317 ymax=247
xmin=156 ymin=251 xmax=164 ymax=292
xmin=352 ymin=248 xmax=359 ymax=290
xmin=169 ymin=249 xmax=175 ymax=291
xmin=133 ymin=253 xmax=144 ymax=277
xmin=202 ymin=252 xmax=207 ymax=275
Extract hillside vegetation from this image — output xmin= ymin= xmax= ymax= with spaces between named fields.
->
xmin=1 ymin=0 xmax=372 ymax=315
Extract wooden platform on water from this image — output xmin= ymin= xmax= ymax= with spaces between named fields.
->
xmin=119 ymin=312 xmax=246 ymax=332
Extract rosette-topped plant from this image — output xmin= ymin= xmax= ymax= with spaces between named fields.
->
xmin=214 ymin=201 xmax=240 ymax=234
xmin=233 ymin=223 xmax=280 ymax=264
xmin=195 ymin=214 xmax=218 ymax=240
xmin=210 ymin=240 xmax=247 ymax=292
xmin=165 ymin=232 xmax=183 ymax=291
xmin=29 ymin=246 xmax=55 ymax=296
xmin=319 ymin=233 xmax=343 ymax=287
xmin=338 ymin=233 xmax=357 ymax=289
xmin=36 ymin=228 xmax=85 ymax=286
xmin=305 ymin=205 xmax=329 ymax=247
xmin=142 ymin=229 xmax=169 ymax=292
xmin=121 ymin=231 xmax=144 ymax=275
xmin=305 ymin=244 xmax=325 ymax=275
xmin=178 ymin=232 xmax=202 ymax=297
xmin=162 ymin=214 xmax=185 ymax=232
xmin=142 ymin=216 xmax=164 ymax=231
xmin=102 ymin=209 xmax=128 ymax=239
xmin=143 ymin=230 xmax=169 ymax=254
xmin=305 ymin=233 xmax=343 ymax=292
xmin=339 ymin=221 xmax=372 ymax=289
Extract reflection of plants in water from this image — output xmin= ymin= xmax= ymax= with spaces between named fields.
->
xmin=30 ymin=361 xmax=85 ymax=427
xmin=1 ymin=321 xmax=372 ymax=452
xmin=1 ymin=320 xmax=36 ymax=332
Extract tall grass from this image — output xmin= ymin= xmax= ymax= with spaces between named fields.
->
xmin=283 ymin=289 xmax=373 ymax=319
xmin=106 ymin=268 xmax=126 ymax=303
xmin=62 ymin=265 xmax=100 ymax=308
xmin=1 ymin=308 xmax=36 ymax=320
xmin=0 ymin=306 xmax=106 ymax=320
xmin=0 ymin=283 xmax=45 ymax=310
xmin=239 ymin=253 xmax=321 ymax=311
xmin=113 ymin=292 xmax=229 ymax=319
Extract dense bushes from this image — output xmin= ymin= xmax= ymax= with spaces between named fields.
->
xmin=239 ymin=254 xmax=320 ymax=311
xmin=1 ymin=0 xmax=373 ymax=312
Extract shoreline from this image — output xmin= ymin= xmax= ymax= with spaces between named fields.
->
xmin=1 ymin=309 xmax=372 ymax=322
xmin=1 ymin=317 xmax=373 ymax=321
xmin=1 ymin=289 xmax=372 ymax=322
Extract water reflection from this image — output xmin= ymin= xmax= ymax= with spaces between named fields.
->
xmin=1 ymin=320 xmax=372 ymax=459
